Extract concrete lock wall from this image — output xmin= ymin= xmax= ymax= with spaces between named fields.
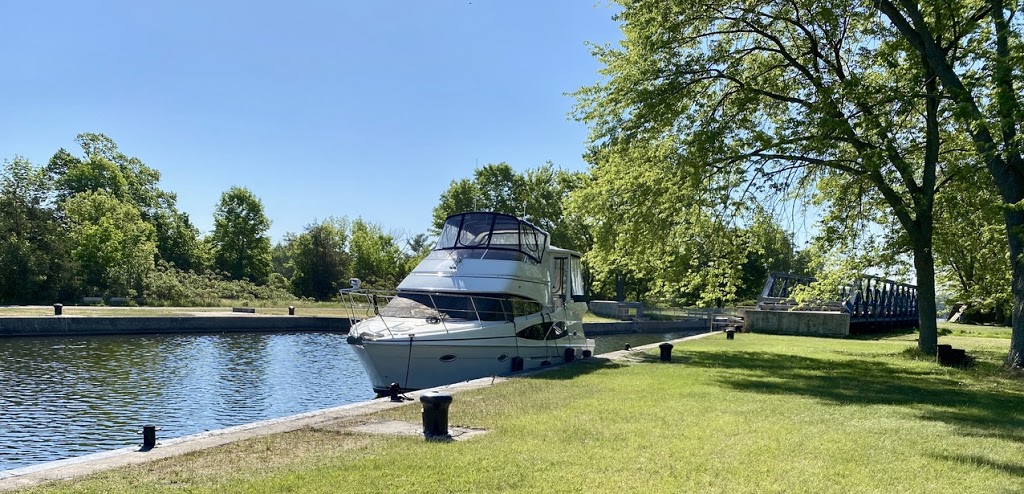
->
xmin=746 ymin=310 xmax=850 ymax=337
xmin=0 ymin=317 xmax=350 ymax=337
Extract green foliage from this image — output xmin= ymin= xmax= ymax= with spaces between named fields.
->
xmin=152 ymin=209 xmax=206 ymax=272
xmin=431 ymin=162 xmax=591 ymax=252
xmin=210 ymin=186 xmax=273 ymax=284
xmin=933 ymin=167 xmax=1011 ymax=322
xmin=569 ymin=138 xmax=804 ymax=305
xmin=289 ymin=217 xmax=350 ymax=300
xmin=47 ymin=133 xmax=204 ymax=271
xmin=349 ymin=218 xmax=406 ymax=289
xmin=142 ymin=262 xmax=297 ymax=306
xmin=63 ymin=190 xmax=157 ymax=297
xmin=403 ymin=233 xmax=433 ymax=274
xmin=0 ymin=157 xmax=75 ymax=303
xmin=570 ymin=0 xmax=978 ymax=351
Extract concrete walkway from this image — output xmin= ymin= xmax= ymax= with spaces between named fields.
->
xmin=0 ymin=331 xmax=720 ymax=491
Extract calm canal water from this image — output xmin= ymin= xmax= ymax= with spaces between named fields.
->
xmin=0 ymin=329 xmax=701 ymax=472
xmin=0 ymin=332 xmax=373 ymax=472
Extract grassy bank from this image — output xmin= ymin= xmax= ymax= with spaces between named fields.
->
xmin=20 ymin=331 xmax=1024 ymax=493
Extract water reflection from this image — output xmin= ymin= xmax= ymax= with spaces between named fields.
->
xmin=0 ymin=332 xmax=372 ymax=472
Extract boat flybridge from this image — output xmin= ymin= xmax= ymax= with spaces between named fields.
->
xmin=344 ymin=211 xmax=594 ymax=394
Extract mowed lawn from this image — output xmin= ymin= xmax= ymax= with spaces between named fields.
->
xmin=21 ymin=330 xmax=1024 ymax=493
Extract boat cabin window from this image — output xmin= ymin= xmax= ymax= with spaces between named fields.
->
xmin=516 ymin=321 xmax=569 ymax=340
xmin=570 ymin=255 xmax=584 ymax=299
xmin=381 ymin=292 xmax=541 ymax=321
xmin=551 ymin=255 xmax=583 ymax=300
xmin=551 ymin=257 xmax=566 ymax=296
xmin=434 ymin=212 xmax=548 ymax=263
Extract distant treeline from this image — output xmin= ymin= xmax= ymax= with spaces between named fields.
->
xmin=0 ymin=134 xmax=424 ymax=306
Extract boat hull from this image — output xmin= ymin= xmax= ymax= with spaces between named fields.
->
xmin=348 ymin=329 xmax=595 ymax=393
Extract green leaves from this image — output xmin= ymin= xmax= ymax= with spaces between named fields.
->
xmin=63 ymin=190 xmax=157 ymax=297
xmin=210 ymin=186 xmax=273 ymax=284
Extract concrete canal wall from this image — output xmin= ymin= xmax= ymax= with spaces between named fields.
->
xmin=0 ymin=316 xmax=705 ymax=338
xmin=0 ymin=316 xmax=350 ymax=337
xmin=746 ymin=310 xmax=850 ymax=336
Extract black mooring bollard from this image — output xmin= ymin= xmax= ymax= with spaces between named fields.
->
xmin=389 ymin=382 xmax=403 ymax=402
xmin=624 ymin=344 xmax=632 ymax=351
xmin=659 ymin=342 xmax=673 ymax=362
xmin=726 ymin=328 xmax=736 ymax=340
xmin=288 ymin=306 xmax=295 ymax=316
xmin=564 ymin=347 xmax=576 ymax=363
xmin=53 ymin=303 xmax=63 ymax=316
xmin=420 ymin=393 xmax=453 ymax=441
xmin=142 ymin=425 xmax=157 ymax=450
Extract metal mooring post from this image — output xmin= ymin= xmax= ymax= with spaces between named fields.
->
xmin=659 ymin=342 xmax=673 ymax=362
xmin=53 ymin=304 xmax=63 ymax=316
xmin=726 ymin=327 xmax=736 ymax=340
xmin=288 ymin=306 xmax=295 ymax=316
xmin=141 ymin=425 xmax=157 ymax=450
xmin=420 ymin=393 xmax=453 ymax=442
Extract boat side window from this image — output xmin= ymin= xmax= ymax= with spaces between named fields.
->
xmin=509 ymin=298 xmax=542 ymax=317
xmin=516 ymin=321 xmax=569 ymax=340
xmin=570 ymin=255 xmax=584 ymax=299
xmin=551 ymin=257 xmax=566 ymax=296
xmin=470 ymin=296 xmax=512 ymax=321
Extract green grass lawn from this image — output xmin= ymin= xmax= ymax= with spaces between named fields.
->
xmin=20 ymin=332 xmax=1024 ymax=493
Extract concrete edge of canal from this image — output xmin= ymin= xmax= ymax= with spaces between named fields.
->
xmin=0 ymin=315 xmax=351 ymax=337
xmin=0 ymin=331 xmax=721 ymax=491
xmin=0 ymin=315 xmax=706 ymax=337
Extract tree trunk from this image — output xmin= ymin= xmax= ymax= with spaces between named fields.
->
xmin=1005 ymin=207 xmax=1024 ymax=367
xmin=913 ymin=238 xmax=938 ymax=355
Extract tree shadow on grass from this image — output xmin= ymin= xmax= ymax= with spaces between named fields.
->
xmin=934 ymin=454 xmax=1024 ymax=478
xmin=683 ymin=350 xmax=1024 ymax=444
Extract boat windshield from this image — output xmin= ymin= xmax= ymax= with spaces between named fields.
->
xmin=434 ymin=212 xmax=548 ymax=263
xmin=380 ymin=292 xmax=543 ymax=321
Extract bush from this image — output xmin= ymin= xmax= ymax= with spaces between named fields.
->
xmin=143 ymin=262 xmax=299 ymax=306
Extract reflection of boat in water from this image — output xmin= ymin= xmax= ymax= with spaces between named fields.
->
xmin=344 ymin=211 xmax=594 ymax=394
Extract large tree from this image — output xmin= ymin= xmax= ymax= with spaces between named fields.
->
xmin=574 ymin=0 xmax=977 ymax=354
xmin=63 ymin=191 xmax=157 ymax=296
xmin=349 ymin=219 xmax=406 ymax=289
xmin=210 ymin=186 xmax=273 ymax=284
xmin=47 ymin=133 xmax=204 ymax=271
xmin=871 ymin=0 xmax=1024 ymax=366
xmin=0 ymin=157 xmax=74 ymax=303
xmin=289 ymin=218 xmax=350 ymax=300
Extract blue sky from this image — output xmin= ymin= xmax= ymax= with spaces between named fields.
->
xmin=0 ymin=1 xmax=623 ymax=243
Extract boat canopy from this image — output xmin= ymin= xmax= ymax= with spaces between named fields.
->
xmin=434 ymin=212 xmax=549 ymax=263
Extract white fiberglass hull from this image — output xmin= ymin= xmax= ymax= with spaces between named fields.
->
xmin=347 ymin=321 xmax=595 ymax=393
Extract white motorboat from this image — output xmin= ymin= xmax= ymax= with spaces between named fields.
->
xmin=344 ymin=211 xmax=594 ymax=394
